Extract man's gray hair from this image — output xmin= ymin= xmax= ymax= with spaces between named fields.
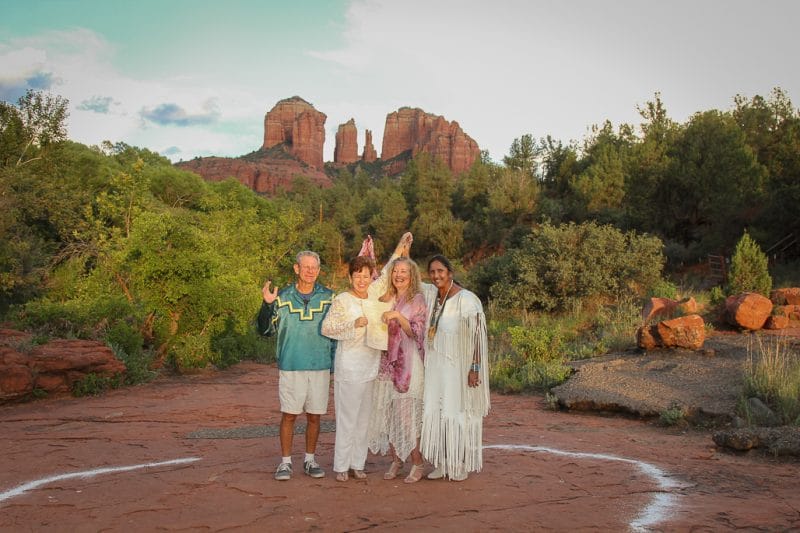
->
xmin=296 ymin=250 xmax=321 ymax=266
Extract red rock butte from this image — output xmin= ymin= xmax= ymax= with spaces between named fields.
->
xmin=175 ymin=97 xmax=480 ymax=195
xmin=381 ymin=107 xmax=480 ymax=174
xmin=334 ymin=119 xmax=358 ymax=165
xmin=263 ymin=96 xmax=326 ymax=170
xmin=362 ymin=129 xmax=377 ymax=163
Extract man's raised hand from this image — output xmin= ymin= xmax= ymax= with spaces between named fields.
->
xmin=262 ymin=281 xmax=279 ymax=304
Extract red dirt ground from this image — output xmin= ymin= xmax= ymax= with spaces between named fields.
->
xmin=1 ymin=362 xmax=798 ymax=532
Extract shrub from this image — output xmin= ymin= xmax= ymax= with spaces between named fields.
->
xmin=169 ymin=333 xmax=214 ymax=371
xmin=211 ymin=320 xmax=276 ymax=368
xmin=647 ymin=278 xmax=678 ymax=300
xmin=727 ymin=231 xmax=772 ymax=296
xmin=708 ymin=286 xmax=726 ymax=306
xmin=489 ymin=321 xmax=572 ymax=393
xmin=491 ymin=221 xmax=664 ymax=311
xmin=508 ymin=325 xmax=563 ymax=363
xmin=467 ymin=254 xmax=513 ymax=302
xmin=109 ymin=343 xmax=157 ymax=385
xmin=105 ymin=321 xmax=143 ymax=359
xmin=659 ymin=404 xmax=686 ymax=426
xmin=72 ymin=372 xmax=121 ymax=397
xmin=743 ymin=335 xmax=800 ymax=425
xmin=586 ymin=298 xmax=641 ymax=353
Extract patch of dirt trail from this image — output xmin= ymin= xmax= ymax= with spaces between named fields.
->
xmin=1 ymin=362 xmax=798 ymax=531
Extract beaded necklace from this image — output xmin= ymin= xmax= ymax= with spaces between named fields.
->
xmin=427 ymin=279 xmax=454 ymax=340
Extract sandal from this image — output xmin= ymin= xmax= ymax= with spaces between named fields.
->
xmin=383 ymin=459 xmax=403 ymax=480
xmin=335 ymin=471 xmax=349 ymax=482
xmin=404 ymin=463 xmax=424 ymax=484
xmin=352 ymin=469 xmax=367 ymax=479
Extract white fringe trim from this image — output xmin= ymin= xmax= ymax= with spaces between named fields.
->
xmin=421 ymin=412 xmax=483 ymax=475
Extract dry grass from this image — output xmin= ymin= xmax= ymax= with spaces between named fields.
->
xmin=744 ymin=335 xmax=800 ymax=425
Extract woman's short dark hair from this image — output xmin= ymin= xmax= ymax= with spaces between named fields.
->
xmin=427 ymin=254 xmax=454 ymax=273
xmin=349 ymin=255 xmax=376 ymax=276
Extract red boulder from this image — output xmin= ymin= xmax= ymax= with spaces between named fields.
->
xmin=725 ymin=293 xmax=772 ymax=330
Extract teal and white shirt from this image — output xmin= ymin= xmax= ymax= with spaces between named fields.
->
xmin=257 ymin=282 xmax=336 ymax=371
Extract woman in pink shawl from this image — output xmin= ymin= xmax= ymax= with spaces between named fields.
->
xmin=367 ymin=256 xmax=428 ymax=483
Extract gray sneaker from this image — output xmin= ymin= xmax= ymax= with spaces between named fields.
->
xmin=274 ymin=462 xmax=292 ymax=481
xmin=303 ymin=460 xmax=325 ymax=478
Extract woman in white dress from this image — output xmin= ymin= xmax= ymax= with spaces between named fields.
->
xmin=321 ymin=256 xmax=381 ymax=481
xmin=322 ymin=234 xmax=412 ymax=481
xmin=420 ymin=254 xmax=490 ymax=481
xmin=367 ymin=257 xmax=428 ymax=483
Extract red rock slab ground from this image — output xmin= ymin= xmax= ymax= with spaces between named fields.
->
xmin=1 ymin=363 xmax=798 ymax=532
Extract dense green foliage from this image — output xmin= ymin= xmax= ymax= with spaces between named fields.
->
xmin=487 ymin=221 xmax=664 ymax=311
xmin=727 ymin=231 xmax=772 ymax=296
xmin=1 ymin=92 xmax=307 ymax=373
xmin=2 ymin=86 xmax=798 ymax=390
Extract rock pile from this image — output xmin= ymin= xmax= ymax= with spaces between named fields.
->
xmin=0 ymin=329 xmax=125 ymax=404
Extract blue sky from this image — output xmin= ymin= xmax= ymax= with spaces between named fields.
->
xmin=1 ymin=0 xmax=798 ymax=163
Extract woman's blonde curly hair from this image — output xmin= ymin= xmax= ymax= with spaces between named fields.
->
xmin=381 ymin=257 xmax=422 ymax=301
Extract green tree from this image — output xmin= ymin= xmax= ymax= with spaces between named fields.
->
xmin=362 ymin=179 xmax=409 ymax=256
xmin=402 ymin=153 xmax=464 ymax=258
xmin=540 ymin=135 xmax=579 ymax=197
xmin=657 ymin=110 xmax=767 ymax=257
xmin=727 ymin=231 xmax=772 ymax=296
xmin=569 ymin=141 xmax=625 ymax=218
xmin=567 ymin=121 xmax=633 ymax=222
xmin=491 ymin=221 xmax=664 ymax=311
xmin=0 ymin=89 xmax=69 ymax=167
xmin=503 ymin=134 xmax=540 ymax=179
xmin=624 ymin=93 xmax=679 ymax=232
xmin=734 ymin=89 xmax=800 ymax=251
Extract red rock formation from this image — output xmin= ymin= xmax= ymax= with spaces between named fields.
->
xmin=774 ymin=304 xmax=800 ymax=320
xmin=262 ymin=96 xmax=326 ymax=170
xmin=380 ymin=107 xmax=479 ymax=174
xmin=656 ymin=315 xmax=706 ymax=350
xmin=770 ymin=287 xmax=800 ymax=305
xmin=176 ymin=98 xmax=482 ymax=195
xmin=334 ymin=119 xmax=358 ymax=165
xmin=637 ymin=315 xmax=706 ymax=350
xmin=0 ymin=331 xmax=126 ymax=403
xmin=764 ymin=315 xmax=790 ymax=330
xmin=641 ymin=297 xmax=698 ymax=325
xmin=176 ymin=154 xmax=331 ymax=196
xmin=362 ymin=129 xmax=377 ymax=162
xmin=725 ymin=293 xmax=772 ymax=330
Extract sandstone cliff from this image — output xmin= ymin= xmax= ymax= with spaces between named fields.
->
xmin=381 ymin=107 xmax=480 ymax=174
xmin=362 ymin=130 xmax=377 ymax=163
xmin=263 ymin=96 xmax=326 ymax=170
xmin=334 ymin=119 xmax=358 ymax=165
xmin=176 ymin=146 xmax=331 ymax=195
xmin=175 ymin=98 xmax=480 ymax=195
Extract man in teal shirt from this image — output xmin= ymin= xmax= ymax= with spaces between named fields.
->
xmin=258 ymin=250 xmax=336 ymax=481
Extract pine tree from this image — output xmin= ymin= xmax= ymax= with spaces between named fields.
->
xmin=727 ymin=231 xmax=772 ymax=296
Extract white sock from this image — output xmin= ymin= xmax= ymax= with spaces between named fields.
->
xmin=282 ymin=456 xmax=291 ymax=465
xmin=304 ymin=453 xmax=315 ymax=463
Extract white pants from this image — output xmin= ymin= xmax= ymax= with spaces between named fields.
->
xmin=334 ymin=379 xmax=374 ymax=473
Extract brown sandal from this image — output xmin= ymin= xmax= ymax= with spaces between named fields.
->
xmin=404 ymin=463 xmax=424 ymax=484
xmin=383 ymin=459 xmax=403 ymax=480
xmin=352 ymin=469 xmax=367 ymax=479
xmin=336 ymin=471 xmax=349 ymax=482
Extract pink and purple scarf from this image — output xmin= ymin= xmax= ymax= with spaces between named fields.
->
xmin=384 ymin=292 xmax=427 ymax=393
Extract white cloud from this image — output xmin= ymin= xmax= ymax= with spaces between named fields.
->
xmin=309 ymin=0 xmax=800 ymax=161
xmin=0 ymin=28 xmax=266 ymax=161
xmin=2 ymin=1 xmax=798 ymax=166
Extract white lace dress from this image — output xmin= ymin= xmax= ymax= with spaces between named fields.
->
xmin=367 ymin=294 xmax=426 ymax=462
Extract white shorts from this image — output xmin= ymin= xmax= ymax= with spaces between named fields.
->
xmin=279 ymin=370 xmax=331 ymax=415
